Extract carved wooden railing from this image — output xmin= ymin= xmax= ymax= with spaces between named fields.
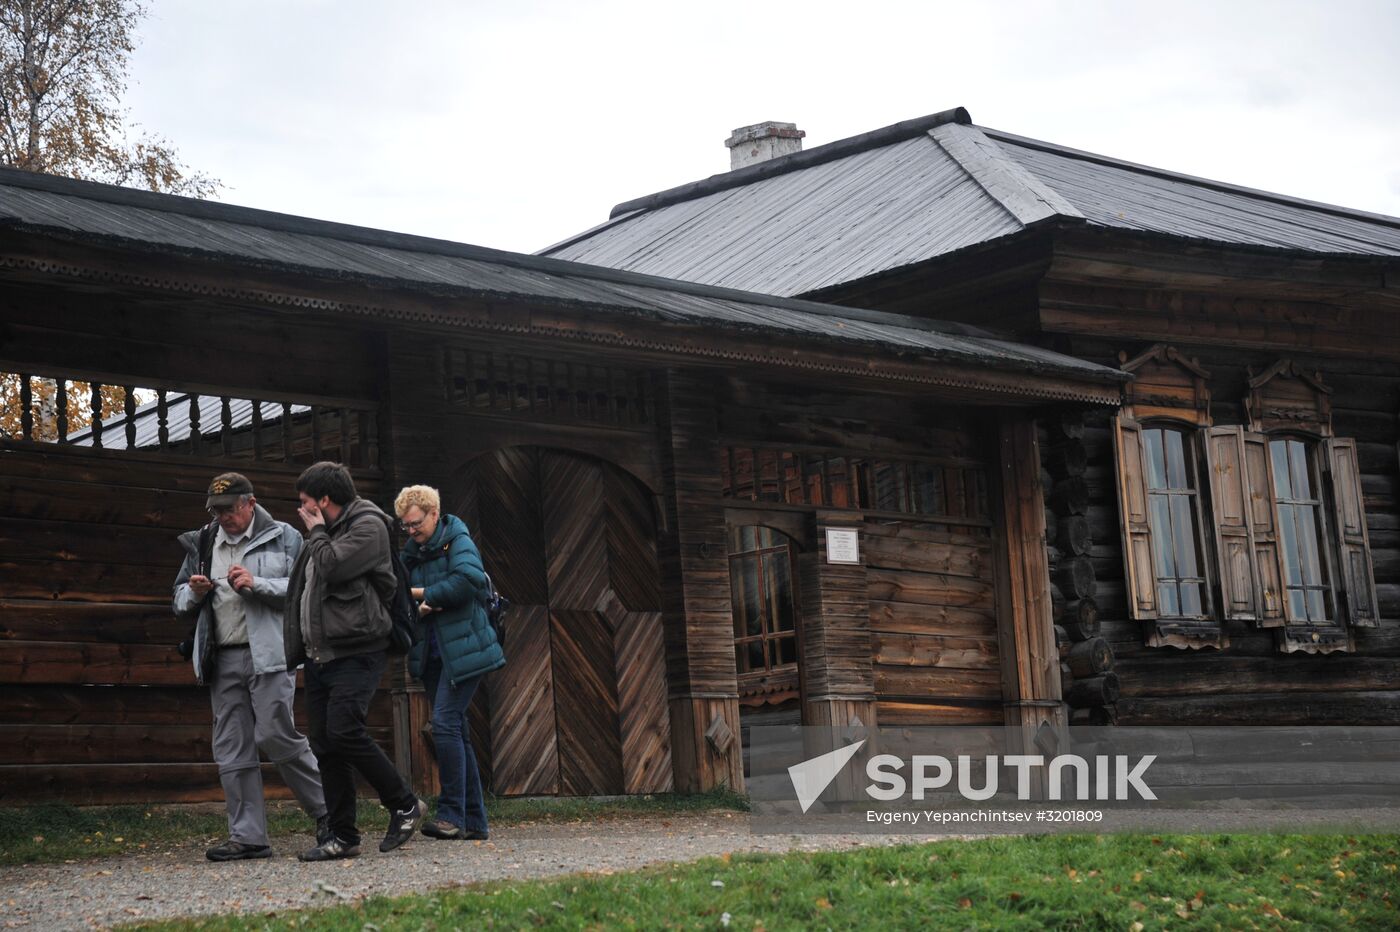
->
xmin=443 ymin=347 xmax=651 ymax=428
xmin=2 ymin=372 xmax=379 ymax=469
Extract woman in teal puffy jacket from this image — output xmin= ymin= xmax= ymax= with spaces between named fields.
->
xmin=394 ymin=485 xmax=505 ymax=840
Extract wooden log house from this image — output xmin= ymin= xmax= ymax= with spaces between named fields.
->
xmin=546 ymin=107 xmax=1400 ymax=728
xmin=0 ymin=167 xmax=1124 ymax=804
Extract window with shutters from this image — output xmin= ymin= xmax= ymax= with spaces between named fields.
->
xmin=1113 ymin=346 xmax=1222 ymax=648
xmin=1113 ymin=351 xmax=1378 ymax=654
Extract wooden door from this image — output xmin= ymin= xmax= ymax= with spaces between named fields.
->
xmin=445 ymin=447 xmax=672 ymax=796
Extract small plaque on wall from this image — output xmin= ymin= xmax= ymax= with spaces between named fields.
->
xmin=825 ymin=527 xmax=860 ymax=564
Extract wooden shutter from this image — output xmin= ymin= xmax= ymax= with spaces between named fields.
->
xmin=1204 ymin=427 xmax=1259 ymax=622
xmin=1326 ymin=438 xmax=1380 ymax=627
xmin=1112 ymin=415 xmax=1156 ymax=620
xmin=1240 ymin=431 xmax=1287 ymax=627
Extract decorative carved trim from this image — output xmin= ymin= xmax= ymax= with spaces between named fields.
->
xmin=1117 ymin=343 xmax=1211 ymax=426
xmin=1246 ymin=359 xmax=1332 ymax=436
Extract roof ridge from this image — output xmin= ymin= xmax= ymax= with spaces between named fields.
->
xmin=596 ymin=107 xmax=972 ymax=221
xmin=927 ymin=123 xmax=1085 ymax=227
xmin=981 ymin=128 xmax=1400 ymax=231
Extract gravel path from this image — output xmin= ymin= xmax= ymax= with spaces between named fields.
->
xmin=0 ymin=812 xmax=948 ymax=930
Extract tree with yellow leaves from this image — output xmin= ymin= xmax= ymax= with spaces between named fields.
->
xmin=0 ymin=0 xmax=218 ymax=439
xmin=0 ymin=0 xmax=218 ymax=193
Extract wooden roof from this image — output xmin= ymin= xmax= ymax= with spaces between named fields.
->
xmin=541 ymin=108 xmax=1400 ymax=297
xmin=0 ymin=165 xmax=1125 ymax=399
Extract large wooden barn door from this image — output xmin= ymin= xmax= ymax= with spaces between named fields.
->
xmin=447 ymin=446 xmax=671 ymax=797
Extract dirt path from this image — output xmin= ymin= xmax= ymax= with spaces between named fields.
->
xmin=0 ymin=811 xmax=947 ymax=929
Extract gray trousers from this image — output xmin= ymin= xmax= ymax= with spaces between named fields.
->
xmin=211 ymin=647 xmax=326 ymax=845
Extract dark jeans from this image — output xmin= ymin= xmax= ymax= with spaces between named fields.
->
xmin=421 ymin=655 xmax=488 ymax=833
xmin=305 ymin=651 xmax=415 ymax=846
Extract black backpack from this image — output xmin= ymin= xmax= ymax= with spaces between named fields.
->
xmin=348 ymin=511 xmax=421 ymax=656
xmin=482 ymin=571 xmax=510 ymax=651
xmin=382 ymin=546 xmax=422 ymax=656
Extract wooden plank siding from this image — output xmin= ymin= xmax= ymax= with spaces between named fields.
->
xmin=1064 ymin=334 xmax=1400 ymax=724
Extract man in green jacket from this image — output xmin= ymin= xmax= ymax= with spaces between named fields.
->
xmin=284 ymin=461 xmax=423 ymax=861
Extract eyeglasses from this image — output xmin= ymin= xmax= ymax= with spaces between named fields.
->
xmin=207 ymin=504 xmax=245 ymax=518
xmin=400 ymin=516 xmax=432 ymax=531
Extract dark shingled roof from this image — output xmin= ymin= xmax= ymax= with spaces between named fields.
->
xmin=540 ymin=108 xmax=1400 ymax=297
xmin=0 ymin=165 xmax=1125 ymax=392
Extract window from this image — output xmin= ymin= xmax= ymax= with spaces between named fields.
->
xmin=720 ymin=446 xmax=989 ymax=527
xmin=727 ymin=526 xmax=800 ymax=692
xmin=1269 ymin=438 xmax=1332 ymax=624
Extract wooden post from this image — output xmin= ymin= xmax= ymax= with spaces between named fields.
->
xmin=653 ymin=369 xmax=743 ymax=794
xmin=993 ymin=410 xmax=1065 ymax=799
xmin=993 ymin=410 xmax=1065 ymax=730
xmin=798 ymin=514 xmax=876 ymax=723
xmin=798 ymin=514 xmax=876 ymax=800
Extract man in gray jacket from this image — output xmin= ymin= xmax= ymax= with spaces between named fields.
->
xmin=285 ymin=461 xmax=422 ymax=861
xmin=173 ymin=472 xmax=327 ymax=861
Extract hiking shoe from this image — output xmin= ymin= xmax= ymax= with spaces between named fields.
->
xmin=206 ymin=839 xmax=272 ymax=862
xmin=297 ymin=837 xmax=360 ymax=861
xmin=379 ymin=798 xmax=425 ymax=852
xmin=421 ymin=819 xmax=462 ymax=840
xmin=315 ymin=814 xmax=334 ymax=846
xmin=463 ymin=829 xmax=489 ymax=841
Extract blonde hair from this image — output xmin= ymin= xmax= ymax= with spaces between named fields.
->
xmin=394 ymin=484 xmax=441 ymax=517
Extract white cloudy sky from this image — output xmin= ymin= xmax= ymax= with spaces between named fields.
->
xmin=125 ymin=0 xmax=1400 ymax=255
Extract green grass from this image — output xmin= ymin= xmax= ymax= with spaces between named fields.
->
xmin=122 ymin=832 xmax=1400 ymax=931
xmin=0 ymin=787 xmax=747 ymax=866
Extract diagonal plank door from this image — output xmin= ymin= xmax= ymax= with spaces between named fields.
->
xmin=452 ymin=446 xmax=670 ymax=796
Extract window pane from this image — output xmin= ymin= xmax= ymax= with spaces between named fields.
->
xmin=1289 ymin=441 xmax=1312 ymax=501
xmin=1306 ymin=589 xmax=1327 ymax=623
xmin=1144 ymin=429 xmax=1167 ymax=490
xmin=746 ymin=639 xmax=766 ymax=672
xmin=767 ymin=553 xmax=795 ymax=633
xmin=1296 ymin=506 xmax=1324 ymax=587
xmin=1180 ymin=582 xmax=1203 ymax=616
xmin=775 ymin=635 xmax=798 ymax=666
xmin=803 ymin=454 xmax=825 ymax=505
xmin=1169 ymin=495 xmax=1199 ymax=577
xmin=1277 ymin=504 xmax=1303 ymax=587
xmin=912 ymin=462 xmax=943 ymax=516
xmin=872 ymin=462 xmax=895 ymax=511
xmin=1164 ymin=430 xmax=1189 ymax=490
xmin=1269 ymin=441 xmax=1292 ymax=499
xmin=1149 ymin=495 xmax=1176 ymax=578
xmin=1157 ymin=583 xmax=1180 ymax=616
xmin=1287 ymin=589 xmax=1307 ymax=621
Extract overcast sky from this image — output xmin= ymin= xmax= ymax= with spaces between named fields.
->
xmin=125 ymin=0 xmax=1400 ymax=255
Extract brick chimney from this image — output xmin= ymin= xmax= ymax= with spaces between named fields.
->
xmin=724 ymin=121 xmax=805 ymax=171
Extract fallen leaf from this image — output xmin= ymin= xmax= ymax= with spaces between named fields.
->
xmin=958 ymin=897 xmax=972 ymax=909
xmin=815 ymin=897 xmax=832 ymax=910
